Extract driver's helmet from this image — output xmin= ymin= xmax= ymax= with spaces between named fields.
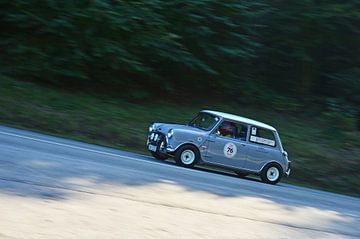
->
xmin=219 ymin=121 xmax=236 ymax=136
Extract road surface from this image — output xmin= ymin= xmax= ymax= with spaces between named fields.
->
xmin=0 ymin=125 xmax=359 ymax=239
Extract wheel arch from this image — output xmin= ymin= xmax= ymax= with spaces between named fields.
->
xmin=174 ymin=143 xmax=201 ymax=168
xmin=175 ymin=142 xmax=201 ymax=155
xmin=259 ymin=161 xmax=284 ymax=175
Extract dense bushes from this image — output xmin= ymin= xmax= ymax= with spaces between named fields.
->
xmin=0 ymin=0 xmax=359 ymax=119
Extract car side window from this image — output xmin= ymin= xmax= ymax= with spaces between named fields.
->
xmin=249 ymin=127 xmax=276 ymax=147
xmin=215 ymin=121 xmax=248 ymax=141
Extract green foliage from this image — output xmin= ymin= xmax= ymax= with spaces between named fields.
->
xmin=0 ymin=0 xmax=359 ymax=118
xmin=256 ymin=1 xmax=360 ymax=102
xmin=0 ymin=0 xmax=265 ymax=98
xmin=323 ymin=98 xmax=357 ymax=132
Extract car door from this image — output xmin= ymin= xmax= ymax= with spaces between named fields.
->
xmin=203 ymin=120 xmax=248 ymax=169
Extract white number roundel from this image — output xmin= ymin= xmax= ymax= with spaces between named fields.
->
xmin=223 ymin=142 xmax=237 ymax=158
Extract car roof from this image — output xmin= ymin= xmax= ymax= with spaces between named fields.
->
xmin=201 ymin=110 xmax=276 ymax=131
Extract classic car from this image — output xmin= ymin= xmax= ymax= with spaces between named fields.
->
xmin=147 ymin=110 xmax=290 ymax=184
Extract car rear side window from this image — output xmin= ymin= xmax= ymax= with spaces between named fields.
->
xmin=249 ymin=127 xmax=276 ymax=147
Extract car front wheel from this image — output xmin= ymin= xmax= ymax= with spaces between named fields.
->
xmin=260 ymin=163 xmax=283 ymax=185
xmin=175 ymin=145 xmax=199 ymax=168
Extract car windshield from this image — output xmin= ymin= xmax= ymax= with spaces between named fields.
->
xmin=188 ymin=113 xmax=219 ymax=130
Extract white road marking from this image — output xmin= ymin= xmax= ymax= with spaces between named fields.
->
xmin=0 ymin=130 xmax=198 ymax=174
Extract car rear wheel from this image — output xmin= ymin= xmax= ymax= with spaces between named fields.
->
xmin=175 ymin=145 xmax=199 ymax=168
xmin=260 ymin=163 xmax=283 ymax=185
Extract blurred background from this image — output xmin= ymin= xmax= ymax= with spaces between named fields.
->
xmin=0 ymin=0 xmax=359 ymax=196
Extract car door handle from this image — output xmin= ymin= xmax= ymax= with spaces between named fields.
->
xmin=240 ymin=143 xmax=246 ymax=147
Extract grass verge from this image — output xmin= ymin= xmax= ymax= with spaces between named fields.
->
xmin=1 ymin=75 xmax=359 ymax=197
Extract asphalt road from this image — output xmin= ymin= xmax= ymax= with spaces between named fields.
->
xmin=0 ymin=125 xmax=359 ymax=239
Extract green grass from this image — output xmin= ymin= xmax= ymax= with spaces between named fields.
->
xmin=1 ymin=75 xmax=359 ymax=197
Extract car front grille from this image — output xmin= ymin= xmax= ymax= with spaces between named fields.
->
xmin=148 ymin=131 xmax=165 ymax=145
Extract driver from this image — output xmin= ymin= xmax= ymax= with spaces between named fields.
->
xmin=218 ymin=121 xmax=237 ymax=138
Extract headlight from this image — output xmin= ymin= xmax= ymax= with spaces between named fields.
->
xmin=167 ymin=129 xmax=174 ymax=138
xmin=149 ymin=124 xmax=155 ymax=132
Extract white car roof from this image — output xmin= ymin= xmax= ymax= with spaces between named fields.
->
xmin=201 ymin=110 xmax=276 ymax=131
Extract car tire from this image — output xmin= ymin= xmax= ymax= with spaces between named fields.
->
xmin=260 ymin=163 xmax=283 ymax=185
xmin=175 ymin=145 xmax=199 ymax=168
xmin=151 ymin=151 xmax=168 ymax=160
xmin=235 ymin=171 xmax=249 ymax=178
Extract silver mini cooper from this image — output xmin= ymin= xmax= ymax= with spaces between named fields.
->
xmin=147 ymin=110 xmax=290 ymax=184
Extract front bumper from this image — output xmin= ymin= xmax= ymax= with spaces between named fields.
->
xmin=165 ymin=145 xmax=176 ymax=153
xmin=147 ymin=131 xmax=167 ymax=153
